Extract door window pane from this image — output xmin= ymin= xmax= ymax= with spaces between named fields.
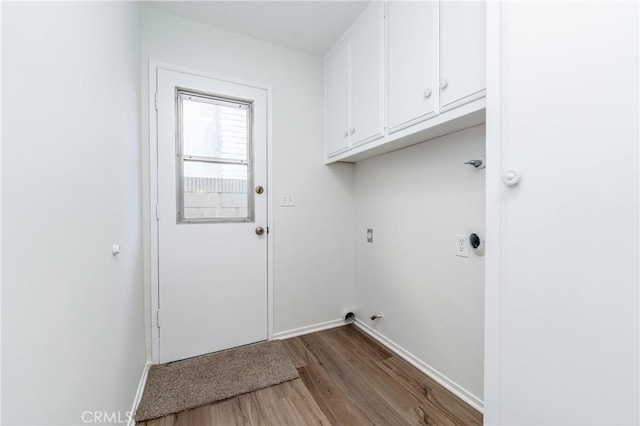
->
xmin=182 ymin=162 xmax=249 ymax=220
xmin=182 ymin=98 xmax=248 ymax=161
xmin=177 ymin=89 xmax=253 ymax=223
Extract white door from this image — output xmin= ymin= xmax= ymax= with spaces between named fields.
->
xmin=326 ymin=41 xmax=351 ymax=157
xmin=439 ymin=0 xmax=486 ymax=111
xmin=485 ymin=2 xmax=639 ymax=423
xmin=350 ymin=3 xmax=384 ymax=146
xmin=387 ymin=1 xmax=436 ymax=132
xmin=156 ymin=69 xmax=268 ymax=363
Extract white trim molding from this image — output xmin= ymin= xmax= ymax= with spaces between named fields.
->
xmin=128 ymin=361 xmax=152 ymax=426
xmin=273 ymin=319 xmax=345 ymax=340
xmin=483 ymin=1 xmax=503 ymax=423
xmin=354 ymin=319 xmax=483 ymax=413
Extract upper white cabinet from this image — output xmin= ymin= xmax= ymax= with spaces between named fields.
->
xmin=350 ymin=4 xmax=385 ymax=146
xmin=387 ymin=1 xmax=437 ymax=132
xmin=326 ymin=41 xmax=350 ymax=155
xmin=325 ymin=3 xmax=384 ymax=156
xmin=326 ymin=1 xmax=486 ymax=163
xmin=439 ymin=1 xmax=486 ymax=111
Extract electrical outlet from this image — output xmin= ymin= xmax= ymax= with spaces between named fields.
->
xmin=280 ymin=191 xmax=295 ymax=207
xmin=456 ymin=234 xmax=469 ymax=257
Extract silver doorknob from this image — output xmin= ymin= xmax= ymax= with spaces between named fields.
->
xmin=255 ymin=227 xmax=265 ymax=236
xmin=255 ymin=185 xmax=264 ymax=194
xmin=424 ymin=88 xmax=432 ymax=98
xmin=440 ymin=79 xmax=449 ymax=89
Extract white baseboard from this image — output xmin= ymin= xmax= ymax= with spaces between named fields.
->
xmin=129 ymin=361 xmax=152 ymax=426
xmin=273 ymin=318 xmax=345 ymax=340
xmin=354 ymin=319 xmax=483 ymax=413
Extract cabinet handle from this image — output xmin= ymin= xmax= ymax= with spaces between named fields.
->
xmin=350 ymin=128 xmax=356 ymax=135
xmin=424 ymin=88 xmax=432 ymax=98
xmin=343 ymin=130 xmax=349 ymax=138
xmin=440 ymin=79 xmax=449 ymax=90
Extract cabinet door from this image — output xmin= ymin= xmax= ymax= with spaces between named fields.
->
xmin=350 ymin=4 xmax=384 ymax=146
xmin=388 ymin=1 xmax=436 ymax=132
xmin=326 ymin=41 xmax=350 ymax=156
xmin=439 ymin=1 xmax=486 ymax=111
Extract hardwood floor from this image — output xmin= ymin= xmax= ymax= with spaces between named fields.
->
xmin=138 ymin=325 xmax=482 ymax=426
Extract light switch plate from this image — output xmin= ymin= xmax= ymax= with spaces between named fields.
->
xmin=280 ymin=191 xmax=295 ymax=207
xmin=456 ymin=234 xmax=469 ymax=257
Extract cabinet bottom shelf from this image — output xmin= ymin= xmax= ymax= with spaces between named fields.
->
xmin=326 ymin=98 xmax=486 ymax=164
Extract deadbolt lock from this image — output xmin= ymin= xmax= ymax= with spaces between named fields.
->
xmin=255 ymin=185 xmax=264 ymax=194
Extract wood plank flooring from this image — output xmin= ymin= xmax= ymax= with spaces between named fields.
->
xmin=138 ymin=325 xmax=482 ymax=426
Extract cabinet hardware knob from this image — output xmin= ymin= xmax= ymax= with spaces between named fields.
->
xmin=501 ymin=169 xmax=522 ymax=186
xmin=255 ymin=185 xmax=264 ymax=194
xmin=440 ymin=79 xmax=449 ymax=89
xmin=424 ymin=88 xmax=432 ymax=98
xmin=343 ymin=130 xmax=349 ymax=137
xmin=255 ymin=226 xmax=265 ymax=236
xmin=350 ymin=128 xmax=356 ymax=135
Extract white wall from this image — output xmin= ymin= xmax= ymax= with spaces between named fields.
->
xmin=485 ymin=2 xmax=639 ymax=424
xmin=141 ymin=7 xmax=355 ymax=349
xmin=354 ymin=125 xmax=485 ymax=405
xmin=1 ymin=2 xmax=146 ymax=424
xmin=0 ymin=1 xmax=4 ymax=422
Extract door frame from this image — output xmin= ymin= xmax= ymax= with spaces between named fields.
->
xmin=148 ymin=61 xmax=274 ymax=363
xmin=483 ymin=2 xmax=502 ymax=422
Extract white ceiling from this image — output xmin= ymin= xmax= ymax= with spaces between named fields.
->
xmin=145 ymin=1 xmax=370 ymax=56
